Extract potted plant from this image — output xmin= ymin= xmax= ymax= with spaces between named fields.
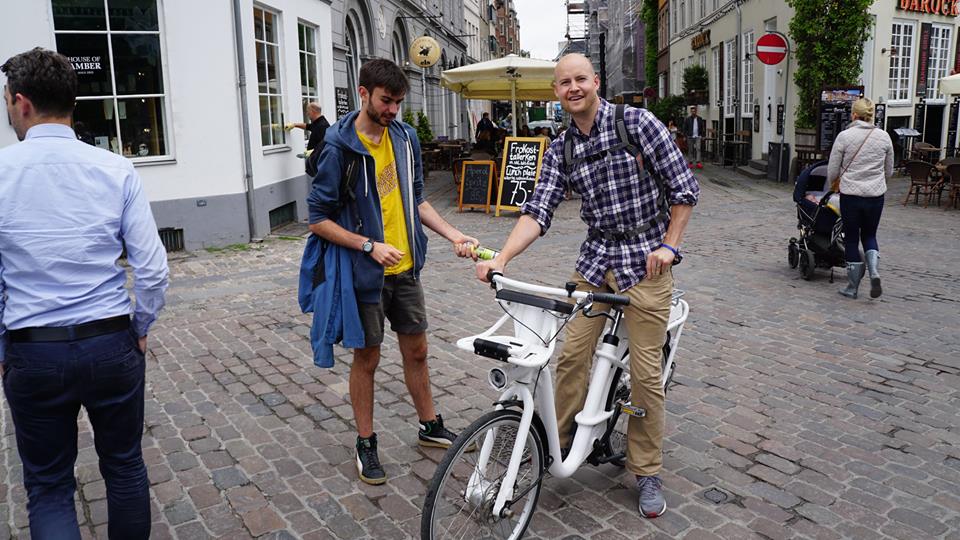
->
xmin=416 ymin=111 xmax=434 ymax=144
xmin=682 ymin=64 xmax=709 ymax=106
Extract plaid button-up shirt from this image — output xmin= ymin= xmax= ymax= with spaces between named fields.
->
xmin=522 ymin=99 xmax=700 ymax=291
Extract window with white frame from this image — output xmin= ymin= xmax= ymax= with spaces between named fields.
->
xmin=927 ymin=24 xmax=952 ymax=101
xmin=255 ymin=7 xmax=285 ymax=147
xmin=298 ymin=22 xmax=319 ymax=130
xmin=698 ymin=0 xmax=705 ymax=20
xmin=725 ymin=38 xmax=736 ymax=115
xmin=52 ymin=0 xmax=168 ymax=159
xmin=699 ymin=52 xmax=707 ymax=68
xmin=712 ymin=46 xmax=720 ymax=108
xmin=742 ymin=30 xmax=754 ymax=116
xmin=679 ymin=0 xmax=686 ymax=30
xmin=888 ymin=20 xmax=915 ymax=102
xmin=671 ymin=0 xmax=677 ymax=35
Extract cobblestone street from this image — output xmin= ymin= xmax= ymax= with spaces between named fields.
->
xmin=2 ymin=164 xmax=959 ymax=539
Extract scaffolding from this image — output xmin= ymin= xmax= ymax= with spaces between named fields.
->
xmin=566 ymin=1 xmax=586 ymax=41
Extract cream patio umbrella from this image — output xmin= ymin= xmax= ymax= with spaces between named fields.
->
xmin=941 ymin=72 xmax=960 ymax=95
xmin=441 ymin=54 xmax=557 ymax=136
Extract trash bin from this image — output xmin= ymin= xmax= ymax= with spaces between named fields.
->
xmin=768 ymin=142 xmax=790 ymax=182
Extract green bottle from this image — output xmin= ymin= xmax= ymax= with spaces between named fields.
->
xmin=473 ymin=246 xmax=500 ymax=260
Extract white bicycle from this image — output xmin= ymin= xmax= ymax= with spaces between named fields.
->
xmin=421 ymin=272 xmax=689 ymax=539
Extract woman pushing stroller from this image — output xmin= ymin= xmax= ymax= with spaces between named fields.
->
xmin=826 ymin=98 xmax=894 ymax=299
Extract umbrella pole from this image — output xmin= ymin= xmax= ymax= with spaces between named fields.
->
xmin=511 ymin=79 xmax=517 ymax=136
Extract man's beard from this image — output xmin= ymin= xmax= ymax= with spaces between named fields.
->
xmin=365 ymin=103 xmax=393 ymax=127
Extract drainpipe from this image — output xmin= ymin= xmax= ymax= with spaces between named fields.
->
xmin=734 ymin=0 xmax=742 ymax=144
xmin=232 ymin=0 xmax=260 ymax=243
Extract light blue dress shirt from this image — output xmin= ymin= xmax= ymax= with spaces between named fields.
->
xmin=0 ymin=123 xmax=169 ymax=362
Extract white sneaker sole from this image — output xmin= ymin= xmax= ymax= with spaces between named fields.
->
xmin=640 ymin=499 xmax=666 ymax=519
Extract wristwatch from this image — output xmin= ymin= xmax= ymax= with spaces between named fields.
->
xmin=361 ymin=239 xmax=374 ymax=254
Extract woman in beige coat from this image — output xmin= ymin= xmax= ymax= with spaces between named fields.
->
xmin=826 ymin=98 xmax=894 ymax=299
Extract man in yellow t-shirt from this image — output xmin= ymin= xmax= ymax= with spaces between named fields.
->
xmin=307 ymin=59 xmax=479 ymax=485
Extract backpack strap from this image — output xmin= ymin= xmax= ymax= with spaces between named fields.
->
xmin=338 ymin=150 xmax=363 ymax=232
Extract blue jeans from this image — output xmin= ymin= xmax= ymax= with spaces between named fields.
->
xmin=840 ymin=193 xmax=884 ymax=262
xmin=2 ymin=328 xmax=150 ymax=540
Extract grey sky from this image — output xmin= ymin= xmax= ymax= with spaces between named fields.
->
xmin=515 ymin=1 xmax=568 ymax=61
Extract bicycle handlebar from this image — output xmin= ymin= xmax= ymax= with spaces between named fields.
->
xmin=488 ymin=272 xmax=630 ymax=307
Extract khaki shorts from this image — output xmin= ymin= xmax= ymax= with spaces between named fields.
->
xmin=357 ymin=270 xmax=428 ymax=347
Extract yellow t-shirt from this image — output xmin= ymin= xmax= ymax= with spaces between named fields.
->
xmin=358 ymin=128 xmax=413 ymax=275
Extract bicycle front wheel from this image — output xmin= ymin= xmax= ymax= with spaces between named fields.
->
xmin=421 ymin=409 xmax=545 ymax=540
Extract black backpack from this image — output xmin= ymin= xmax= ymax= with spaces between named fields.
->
xmin=562 ymin=104 xmax=670 ymax=230
xmin=305 ymin=142 xmax=323 ymax=177
xmin=310 ymin=150 xmax=363 ymax=288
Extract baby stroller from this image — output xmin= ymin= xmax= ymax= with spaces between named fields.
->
xmin=788 ymin=161 xmax=848 ymax=280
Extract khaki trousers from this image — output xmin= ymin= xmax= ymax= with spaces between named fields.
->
xmin=554 ymin=269 xmax=672 ymax=477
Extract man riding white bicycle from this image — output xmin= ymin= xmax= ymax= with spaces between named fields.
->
xmin=476 ymin=53 xmax=699 ymax=518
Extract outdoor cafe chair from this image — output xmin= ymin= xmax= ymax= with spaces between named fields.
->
xmin=944 ymin=163 xmax=960 ymax=209
xmin=903 ymin=160 xmax=940 ymax=207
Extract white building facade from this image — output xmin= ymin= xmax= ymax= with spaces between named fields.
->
xmin=668 ymin=0 xmax=960 ymax=170
xmin=0 ymin=0 xmax=335 ymax=250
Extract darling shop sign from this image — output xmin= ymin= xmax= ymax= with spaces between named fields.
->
xmin=897 ymin=0 xmax=960 ymax=16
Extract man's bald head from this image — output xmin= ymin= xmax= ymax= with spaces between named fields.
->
xmin=555 ymin=53 xmax=595 ymax=78
xmin=306 ymin=102 xmax=322 ymax=120
xmin=553 ymin=53 xmax=600 ymax=118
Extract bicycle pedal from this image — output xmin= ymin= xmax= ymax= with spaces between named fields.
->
xmin=620 ymin=403 xmax=646 ymax=417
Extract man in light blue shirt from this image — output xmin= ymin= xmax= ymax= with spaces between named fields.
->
xmin=0 ymin=48 xmax=168 ymax=539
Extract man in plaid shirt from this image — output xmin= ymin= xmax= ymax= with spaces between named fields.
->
xmin=476 ymin=53 xmax=699 ymax=518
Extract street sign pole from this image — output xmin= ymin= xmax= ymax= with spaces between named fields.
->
xmin=757 ymin=31 xmax=791 ymax=183
xmin=774 ymin=31 xmax=791 ymax=184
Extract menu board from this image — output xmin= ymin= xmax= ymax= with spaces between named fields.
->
xmin=817 ymin=86 xmax=863 ymax=152
xmin=496 ymin=137 xmax=546 ymax=216
xmin=335 ymin=87 xmax=351 ymax=119
xmin=874 ymin=103 xmax=887 ymax=129
xmin=914 ymin=102 xmax=926 ymax=135
xmin=777 ymin=103 xmax=785 ymax=135
xmin=459 ymin=160 xmax=495 ymax=213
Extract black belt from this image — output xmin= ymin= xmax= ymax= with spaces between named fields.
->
xmin=588 ymin=218 xmax=661 ymax=242
xmin=9 ymin=315 xmax=131 ymax=343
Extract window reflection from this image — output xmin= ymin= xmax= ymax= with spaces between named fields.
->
xmin=56 ymin=33 xmax=113 ymax=96
xmin=111 ymin=34 xmax=163 ymax=95
xmin=118 ymin=97 xmax=166 ymax=157
xmin=108 ymin=0 xmax=158 ymax=31
xmin=52 ymin=0 xmax=107 ymax=31
xmin=73 ymin=99 xmax=119 ymax=153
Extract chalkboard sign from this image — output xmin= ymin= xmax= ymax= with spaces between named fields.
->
xmin=776 ymin=103 xmax=785 ymax=135
xmin=817 ymin=86 xmax=863 ymax=152
xmin=459 ymin=160 xmax=494 ymax=213
xmin=335 ymin=87 xmax=351 ymax=119
xmin=914 ymin=102 xmax=926 ymax=134
xmin=874 ymin=103 xmax=887 ymax=130
xmin=496 ymin=137 xmax=546 ymax=217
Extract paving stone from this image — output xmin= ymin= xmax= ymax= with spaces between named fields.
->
xmin=3 ymin=168 xmax=959 ymax=538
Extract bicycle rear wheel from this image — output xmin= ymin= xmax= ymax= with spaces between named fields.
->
xmin=421 ymin=409 xmax=545 ymax=540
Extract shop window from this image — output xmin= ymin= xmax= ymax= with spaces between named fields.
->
xmin=255 ymin=6 xmax=285 ymax=147
xmin=53 ymin=0 xmax=168 ymax=159
xmin=724 ymin=39 xmax=736 ymax=116
xmin=742 ymin=30 xmax=754 ymax=117
xmin=927 ymin=25 xmax=952 ymax=101
xmin=888 ymin=20 xmax=915 ymax=103
xmin=298 ymin=22 xmax=319 ymax=129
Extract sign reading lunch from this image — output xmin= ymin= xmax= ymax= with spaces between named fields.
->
xmin=897 ymin=0 xmax=960 ymax=16
xmin=496 ymin=137 xmax=546 ymax=216
xmin=68 ymin=56 xmax=103 ymax=75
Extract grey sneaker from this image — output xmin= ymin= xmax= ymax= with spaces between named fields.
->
xmin=637 ymin=475 xmax=666 ymax=518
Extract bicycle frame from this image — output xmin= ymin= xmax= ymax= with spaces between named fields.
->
xmin=455 ymin=274 xmax=689 ymax=519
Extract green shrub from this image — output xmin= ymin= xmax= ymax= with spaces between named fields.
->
xmin=415 ymin=111 xmax=434 ymax=143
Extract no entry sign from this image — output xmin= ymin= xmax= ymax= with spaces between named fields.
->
xmin=756 ymin=33 xmax=788 ymax=65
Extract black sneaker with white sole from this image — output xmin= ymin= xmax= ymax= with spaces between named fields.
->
xmin=418 ymin=414 xmax=475 ymax=451
xmin=356 ymin=434 xmax=386 ymax=485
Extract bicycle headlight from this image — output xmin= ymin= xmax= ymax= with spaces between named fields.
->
xmin=488 ymin=367 xmax=507 ymax=389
